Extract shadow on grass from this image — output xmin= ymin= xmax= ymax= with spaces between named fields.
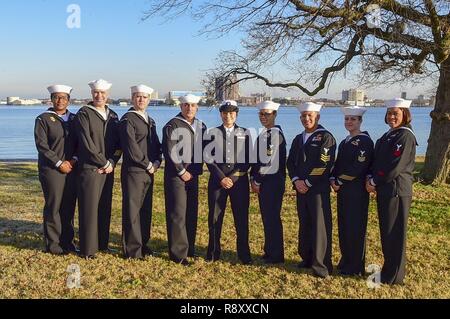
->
xmin=0 ymin=217 xmax=310 ymax=274
xmin=0 ymin=218 xmax=43 ymax=250
xmin=103 ymin=232 xmax=310 ymax=274
xmin=0 ymin=163 xmax=38 ymax=180
xmin=0 ymin=162 xmax=310 ymax=273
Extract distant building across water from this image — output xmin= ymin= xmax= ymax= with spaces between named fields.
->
xmin=215 ymin=74 xmax=240 ymax=102
xmin=6 ymin=97 xmax=42 ymax=105
xmin=342 ymin=89 xmax=366 ymax=106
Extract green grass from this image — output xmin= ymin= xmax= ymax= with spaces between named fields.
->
xmin=0 ymin=161 xmax=448 ymax=299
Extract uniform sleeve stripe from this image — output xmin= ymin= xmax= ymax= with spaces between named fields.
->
xmin=338 ymin=174 xmax=356 ymax=181
xmin=310 ymin=168 xmax=326 ymax=176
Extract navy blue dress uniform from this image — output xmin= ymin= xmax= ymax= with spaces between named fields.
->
xmin=251 ymin=101 xmax=286 ymax=264
xmin=75 ymin=79 xmax=122 ymax=258
xmin=162 ymin=96 xmax=207 ymax=264
xmin=205 ymin=102 xmax=252 ymax=264
xmin=34 ymin=85 xmax=78 ymax=254
xmin=331 ymin=107 xmax=374 ymax=275
xmin=287 ymin=102 xmax=336 ymax=278
xmin=369 ymin=98 xmax=417 ymax=285
xmin=119 ymin=91 xmax=162 ymax=259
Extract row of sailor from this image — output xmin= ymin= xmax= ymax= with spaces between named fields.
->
xmin=34 ymin=80 xmax=416 ymax=284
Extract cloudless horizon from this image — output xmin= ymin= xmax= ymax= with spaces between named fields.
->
xmin=0 ymin=1 xmax=436 ymax=100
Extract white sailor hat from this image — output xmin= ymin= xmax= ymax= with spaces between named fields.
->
xmin=340 ymin=106 xmax=367 ymax=116
xmin=179 ymin=94 xmax=201 ymax=104
xmin=297 ymin=102 xmax=322 ymax=113
xmin=385 ymin=98 xmax=412 ymax=109
xmin=88 ymin=79 xmax=112 ymax=91
xmin=256 ymin=100 xmax=280 ymax=111
xmin=219 ymin=100 xmax=239 ymax=112
xmin=131 ymin=85 xmax=154 ymax=95
xmin=47 ymin=85 xmax=73 ymax=95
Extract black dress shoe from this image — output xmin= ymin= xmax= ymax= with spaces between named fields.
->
xmin=313 ymin=271 xmax=329 ymax=279
xmin=52 ymin=250 xmax=69 ymax=256
xmin=45 ymin=248 xmax=67 ymax=255
xmin=179 ymin=259 xmax=190 ymax=266
xmin=263 ymin=258 xmax=285 ymax=264
xmin=339 ymin=269 xmax=363 ymax=276
xmin=64 ymin=247 xmax=80 ymax=255
xmin=170 ymin=258 xmax=191 ymax=266
xmin=297 ymin=261 xmax=311 ymax=269
xmin=142 ymin=246 xmax=154 ymax=257
xmin=241 ymin=259 xmax=253 ymax=265
xmin=100 ymin=247 xmax=119 ymax=254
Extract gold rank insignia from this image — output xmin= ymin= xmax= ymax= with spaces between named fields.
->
xmin=310 ymin=167 xmax=326 ymax=176
xmin=339 ymin=174 xmax=356 ymax=181
xmin=114 ymin=150 xmax=123 ymax=157
xmin=50 ymin=117 xmax=56 ymax=122
xmin=320 ymin=148 xmax=330 ymax=162
xmin=358 ymin=150 xmax=366 ymax=162
xmin=351 ymin=139 xmax=360 ymax=146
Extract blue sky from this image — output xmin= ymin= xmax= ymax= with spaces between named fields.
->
xmin=0 ymin=0 xmax=435 ymax=100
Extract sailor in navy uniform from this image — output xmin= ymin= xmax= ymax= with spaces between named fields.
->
xmin=367 ymin=98 xmax=417 ymax=285
xmin=75 ymin=79 xmax=122 ymax=259
xmin=330 ymin=106 xmax=374 ymax=276
xmin=287 ymin=102 xmax=336 ymax=278
xmin=162 ymin=94 xmax=207 ymax=266
xmin=120 ymin=85 xmax=162 ymax=259
xmin=250 ymin=101 xmax=286 ymax=264
xmin=205 ymin=100 xmax=252 ymax=264
xmin=34 ymin=85 xmax=78 ymax=255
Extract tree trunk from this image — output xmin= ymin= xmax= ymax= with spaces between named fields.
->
xmin=421 ymin=57 xmax=450 ymax=184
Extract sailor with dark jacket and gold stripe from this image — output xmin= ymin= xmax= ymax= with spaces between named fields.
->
xmin=287 ymin=102 xmax=336 ymax=278
xmin=162 ymin=94 xmax=207 ymax=266
xmin=205 ymin=100 xmax=252 ymax=264
xmin=75 ymin=79 xmax=122 ymax=259
xmin=34 ymin=85 xmax=78 ymax=255
xmin=366 ymin=98 xmax=417 ymax=285
xmin=250 ymin=101 xmax=287 ymax=264
xmin=330 ymin=107 xmax=374 ymax=276
xmin=119 ymin=85 xmax=162 ymax=259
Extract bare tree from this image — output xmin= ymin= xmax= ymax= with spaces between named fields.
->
xmin=143 ymin=0 xmax=450 ymax=184
xmin=200 ymin=70 xmax=218 ymax=105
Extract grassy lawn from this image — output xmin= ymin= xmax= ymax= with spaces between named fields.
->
xmin=0 ymin=160 xmax=448 ymax=299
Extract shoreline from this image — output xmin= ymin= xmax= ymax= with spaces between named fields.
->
xmin=0 ymin=159 xmax=37 ymax=163
xmin=0 ymin=156 xmax=427 ymax=163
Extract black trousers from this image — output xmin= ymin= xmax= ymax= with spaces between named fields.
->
xmin=377 ymin=193 xmax=411 ymax=285
xmin=121 ymin=170 xmax=154 ymax=259
xmin=258 ymin=176 xmax=285 ymax=262
xmin=78 ymin=168 xmax=114 ymax=256
xmin=207 ymin=176 xmax=251 ymax=263
xmin=297 ymin=191 xmax=333 ymax=277
xmin=164 ymin=174 xmax=199 ymax=262
xmin=39 ymin=167 xmax=77 ymax=253
xmin=337 ymin=181 xmax=369 ymax=275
